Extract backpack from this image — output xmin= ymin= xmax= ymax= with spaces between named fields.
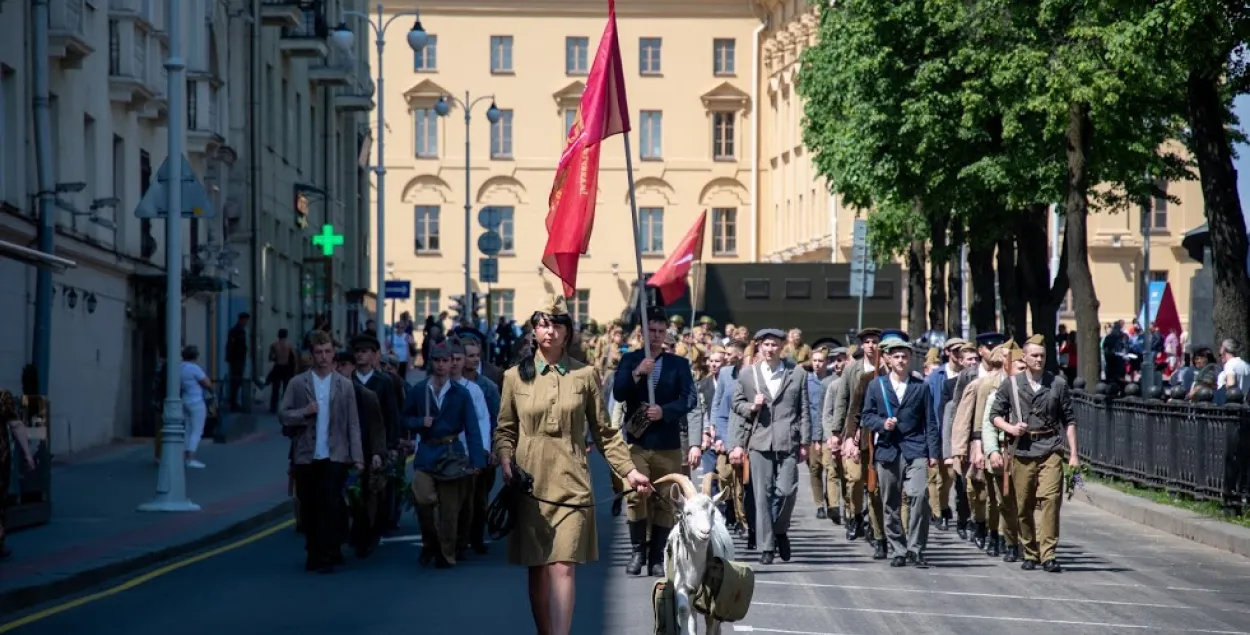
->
xmin=692 ymin=556 xmax=755 ymax=623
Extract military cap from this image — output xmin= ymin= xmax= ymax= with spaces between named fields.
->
xmin=753 ymin=328 xmax=786 ymax=342
xmin=881 ymin=329 xmax=910 ymax=342
xmin=537 ymin=294 xmax=570 ymax=317
xmin=856 ymin=327 xmax=883 ymax=340
xmin=334 ymin=350 xmax=355 ymax=364
xmin=446 ymin=339 xmax=465 ymax=356
xmin=881 ymin=337 xmax=914 ymax=353
xmin=1025 ymin=333 xmax=1046 ymax=347
xmin=669 ymin=314 xmax=685 ymax=325
xmin=699 ymin=315 xmax=717 ymax=327
xmin=427 ymin=339 xmax=452 ymax=360
xmin=350 ymin=334 xmax=381 ymax=351
xmin=830 ymin=346 xmax=849 ymax=358
xmin=975 ymin=332 xmax=1008 ymax=349
xmin=944 ymin=337 xmax=969 ymax=351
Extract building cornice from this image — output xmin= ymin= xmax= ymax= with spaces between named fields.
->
xmin=391 ymin=0 xmax=756 ymax=19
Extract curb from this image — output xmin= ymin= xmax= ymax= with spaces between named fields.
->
xmin=0 ymin=499 xmax=294 ymax=616
xmin=1074 ymin=482 xmax=1250 ymax=558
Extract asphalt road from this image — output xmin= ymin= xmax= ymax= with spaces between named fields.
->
xmin=8 ymin=457 xmax=1250 ymax=635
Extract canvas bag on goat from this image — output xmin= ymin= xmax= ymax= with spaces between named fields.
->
xmin=692 ymin=556 xmax=755 ymax=622
xmin=652 ymin=580 xmax=679 ymax=635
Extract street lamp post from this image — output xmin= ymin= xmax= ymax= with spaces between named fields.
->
xmin=435 ymin=93 xmax=501 ymax=327
xmin=332 ymin=4 xmax=428 ymax=352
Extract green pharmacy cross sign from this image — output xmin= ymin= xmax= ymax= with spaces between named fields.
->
xmin=312 ymin=224 xmax=345 ymax=256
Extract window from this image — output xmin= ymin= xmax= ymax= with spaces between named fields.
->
xmin=639 ymin=37 xmax=662 ymax=74
xmin=496 ymin=206 xmax=515 ymax=253
xmin=491 ymin=109 xmax=513 ymax=159
xmin=571 ymin=290 xmax=590 ymax=324
xmin=1151 ymin=180 xmax=1168 ymax=230
xmin=490 ymin=290 xmax=515 ymax=322
xmin=713 ymin=112 xmax=735 ymax=159
xmin=108 ymin=20 xmax=120 ymax=75
xmin=639 ymin=207 xmax=664 ymax=255
xmin=414 ymin=289 xmax=441 ymax=321
xmin=414 ymin=205 xmax=441 ymax=253
xmin=712 ymin=208 xmax=737 ymax=256
xmin=281 ymin=79 xmax=289 ymax=157
xmin=563 ymin=109 xmax=578 ymax=138
xmin=0 ymin=65 xmax=13 ymax=204
xmin=1150 ymin=270 xmax=1169 ymax=283
xmin=414 ymin=34 xmax=437 ymax=71
xmin=713 ymin=39 xmax=735 ymax=75
xmin=414 ymin=108 xmax=438 ymax=158
xmin=566 ymin=37 xmax=589 ymax=75
xmin=265 ymin=64 xmax=275 ymax=148
xmin=490 ymin=36 xmax=513 ymax=73
xmin=640 ymin=110 xmax=662 ymax=160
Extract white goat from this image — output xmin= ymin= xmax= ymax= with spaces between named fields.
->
xmin=654 ymin=472 xmax=735 ymax=635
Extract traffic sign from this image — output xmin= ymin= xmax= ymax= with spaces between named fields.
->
xmin=479 ymin=257 xmax=499 ymax=284
xmin=312 ymin=224 xmax=345 ymax=256
xmin=134 ymin=153 xmax=217 ymax=219
xmin=849 ymin=218 xmax=877 ymax=298
xmin=384 ymin=280 xmax=411 ymax=300
xmin=478 ymin=206 xmax=504 ymax=229
xmin=477 ymin=230 xmax=503 ymax=256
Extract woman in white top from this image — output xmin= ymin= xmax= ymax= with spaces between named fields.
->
xmin=180 ymin=346 xmax=213 ymax=468
xmin=390 ymin=327 xmax=412 ymax=379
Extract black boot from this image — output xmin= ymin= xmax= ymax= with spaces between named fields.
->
xmin=1003 ymin=543 xmax=1020 ymax=563
xmin=625 ymin=521 xmax=648 ymax=576
xmin=648 ymin=526 xmax=671 ymax=577
xmin=844 ymin=515 xmax=859 ymax=541
xmin=939 ymin=509 xmax=952 ymax=531
xmin=973 ymin=522 xmax=987 ymax=549
xmin=829 ymin=506 xmax=842 ymax=525
xmin=872 ymin=539 xmax=888 ymax=560
xmin=746 ymin=524 xmax=757 ymax=551
xmin=816 ymin=506 xmax=827 ymax=520
xmin=986 ymin=531 xmax=1001 ymax=557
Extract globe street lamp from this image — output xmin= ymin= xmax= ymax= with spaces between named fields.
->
xmin=435 ymin=93 xmax=501 ymax=326
xmin=333 ymin=4 xmax=427 ymax=352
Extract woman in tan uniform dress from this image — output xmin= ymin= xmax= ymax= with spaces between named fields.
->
xmin=495 ymin=295 xmax=654 ymax=635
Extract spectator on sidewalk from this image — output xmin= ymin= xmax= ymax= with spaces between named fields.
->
xmin=180 ymin=346 xmax=213 ymax=469
xmin=226 ymin=312 xmax=250 ymax=411
xmin=265 ymin=329 xmax=298 ymax=414
xmin=0 ymin=389 xmax=37 ymax=560
xmin=1218 ymin=339 xmax=1250 ymax=398
xmin=280 ymin=331 xmax=364 ymax=574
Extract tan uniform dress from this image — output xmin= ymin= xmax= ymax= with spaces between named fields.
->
xmin=494 ymin=356 xmax=636 ymax=566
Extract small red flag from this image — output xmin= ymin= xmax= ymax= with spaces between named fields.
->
xmin=647 ymin=210 xmax=707 ymax=305
xmin=542 ymin=0 xmax=631 ymax=297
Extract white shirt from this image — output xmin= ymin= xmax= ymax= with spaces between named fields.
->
xmin=455 ymin=376 xmax=491 ymax=452
xmin=312 ymin=372 xmax=333 ymax=460
xmin=759 ymin=360 xmax=785 ymax=398
xmin=180 ymin=361 xmax=207 ymax=404
xmin=889 ymin=374 xmax=908 ymax=402
xmin=1026 ymin=373 xmax=1042 ymax=393
xmin=392 ymin=334 xmax=410 ymax=362
xmin=1219 ymin=357 xmax=1250 ymax=392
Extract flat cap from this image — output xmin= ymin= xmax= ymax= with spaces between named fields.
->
xmin=975 ymin=332 xmax=1008 ymax=348
xmin=753 ymin=328 xmax=786 ymax=342
xmin=944 ymin=337 xmax=969 ymax=350
xmin=830 ymin=346 xmax=848 ymax=358
xmin=334 ymin=350 xmax=355 ymax=364
xmin=881 ymin=329 xmax=910 ymax=342
xmin=882 ymin=337 xmax=914 ymax=353
xmin=856 ymin=327 xmax=883 ymax=341
xmin=350 ymin=334 xmax=381 ymax=351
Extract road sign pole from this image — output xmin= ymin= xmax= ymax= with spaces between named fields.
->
xmin=141 ymin=0 xmax=198 ymax=513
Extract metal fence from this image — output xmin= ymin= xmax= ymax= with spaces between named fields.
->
xmin=1073 ymin=385 xmax=1250 ymax=509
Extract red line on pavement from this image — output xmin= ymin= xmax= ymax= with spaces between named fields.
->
xmin=5 ymin=481 xmax=289 ymax=581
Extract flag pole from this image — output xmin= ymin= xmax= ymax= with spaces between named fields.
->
xmin=690 ymin=265 xmax=699 ymax=326
xmin=623 ymin=132 xmax=656 ymax=404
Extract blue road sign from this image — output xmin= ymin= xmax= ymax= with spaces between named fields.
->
xmin=477 ymin=231 xmax=504 ymax=256
xmin=384 ymin=279 xmax=411 ymax=300
xmin=478 ymin=206 xmax=504 ymax=229
xmin=479 ymin=257 xmax=499 ymax=284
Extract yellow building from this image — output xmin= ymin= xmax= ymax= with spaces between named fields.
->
xmin=372 ymin=0 xmax=761 ymax=325
xmin=754 ymin=0 xmax=1205 ymax=335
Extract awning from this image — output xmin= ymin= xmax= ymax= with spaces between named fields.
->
xmin=0 ymin=239 xmax=77 ymax=271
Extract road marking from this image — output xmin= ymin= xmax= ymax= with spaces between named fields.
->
xmin=755 ymin=579 xmax=1187 ymax=609
xmin=0 ymin=518 xmax=295 ymax=633
xmin=378 ymin=534 xmax=423 ymax=544
xmin=750 ymin=602 xmax=1250 ymax=634
xmin=732 ymin=627 xmax=859 ymax=634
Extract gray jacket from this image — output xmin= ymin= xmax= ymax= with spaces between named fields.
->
xmin=729 ymin=360 xmax=811 ymax=453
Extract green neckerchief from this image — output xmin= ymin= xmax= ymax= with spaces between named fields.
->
xmin=535 ymin=356 xmax=568 ymax=376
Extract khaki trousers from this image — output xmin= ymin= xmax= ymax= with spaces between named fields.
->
xmin=844 ymin=457 xmax=887 ymax=539
xmin=627 ymin=447 xmax=682 ymax=528
xmin=412 ymin=470 xmax=473 ymax=565
xmin=927 ymin=464 xmax=955 ymax=518
xmin=716 ymin=454 xmax=749 ymax=527
xmin=968 ymin=469 xmax=1000 ymax=529
xmin=807 ymin=443 xmax=841 ymax=509
xmin=989 ymin=468 xmax=1020 ymax=546
xmin=1011 ymin=452 xmax=1064 ymax=563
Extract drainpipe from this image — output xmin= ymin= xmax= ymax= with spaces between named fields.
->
xmin=749 ymin=20 xmax=766 ymax=263
xmin=248 ymin=0 xmax=261 ymax=376
xmin=31 ymin=0 xmax=56 ymax=394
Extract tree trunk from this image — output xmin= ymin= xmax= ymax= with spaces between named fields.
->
xmin=1017 ymin=204 xmax=1065 ymax=373
xmin=1186 ymin=70 xmax=1250 ymax=349
xmin=907 ymin=239 xmax=928 ymax=339
xmin=968 ymin=242 xmax=997 ymax=334
xmin=947 ymin=220 xmax=965 ymax=338
xmin=1064 ymin=102 xmax=1102 ymax=384
xmin=929 ymin=211 xmax=949 ymax=334
xmin=997 ymin=233 xmax=1026 ymax=342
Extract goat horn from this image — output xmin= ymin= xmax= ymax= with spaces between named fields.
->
xmin=700 ymin=472 xmax=716 ymax=496
xmin=653 ymin=473 xmax=697 ymax=498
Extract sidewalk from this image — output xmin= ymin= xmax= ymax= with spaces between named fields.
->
xmin=1075 ymin=481 xmax=1250 ymax=558
xmin=0 ymin=418 xmax=292 ymax=614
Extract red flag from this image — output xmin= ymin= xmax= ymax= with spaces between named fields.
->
xmin=647 ymin=210 xmax=707 ymax=305
xmin=542 ymin=0 xmax=631 ymax=297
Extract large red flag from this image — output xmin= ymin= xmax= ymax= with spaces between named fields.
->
xmin=647 ymin=210 xmax=707 ymax=305
xmin=542 ymin=0 xmax=631 ymax=297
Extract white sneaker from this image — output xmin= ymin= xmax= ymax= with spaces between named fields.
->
xmin=186 ymin=459 xmax=206 ymax=469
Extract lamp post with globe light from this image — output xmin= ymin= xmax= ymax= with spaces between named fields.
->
xmin=435 ymin=93 xmax=501 ymax=327
xmin=331 ymin=5 xmax=428 ymax=351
